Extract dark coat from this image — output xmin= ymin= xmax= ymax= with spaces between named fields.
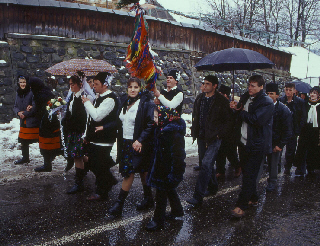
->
xmin=147 ymin=118 xmax=186 ymax=190
xmin=272 ymin=100 xmax=293 ymax=149
xmin=191 ymin=91 xmax=233 ymax=144
xmin=236 ymin=90 xmax=274 ymax=154
xmin=117 ymin=91 xmax=155 ymax=167
xmin=279 ymin=95 xmax=307 ymax=136
xmin=13 ymin=90 xmax=39 ymax=128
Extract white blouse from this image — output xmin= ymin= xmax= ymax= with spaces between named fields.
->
xmin=119 ymin=99 xmax=140 ymax=140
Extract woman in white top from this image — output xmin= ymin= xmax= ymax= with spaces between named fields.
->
xmin=108 ymin=77 xmax=155 ymax=218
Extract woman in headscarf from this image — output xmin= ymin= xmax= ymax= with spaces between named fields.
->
xmin=295 ymin=86 xmax=320 ymax=175
xmin=145 ymin=106 xmax=186 ymax=231
xmin=13 ymin=76 xmax=40 ymax=164
xmin=107 ymin=77 xmax=155 ymax=218
xmin=29 ymin=77 xmax=61 ymax=172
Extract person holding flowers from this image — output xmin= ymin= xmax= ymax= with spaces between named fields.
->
xmin=29 ymin=78 xmax=64 ymax=172
xmin=63 ymin=74 xmax=92 ymax=194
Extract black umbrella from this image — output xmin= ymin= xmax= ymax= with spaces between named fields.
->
xmin=291 ymin=80 xmax=312 ymax=94
xmin=195 ymin=48 xmax=274 ymax=98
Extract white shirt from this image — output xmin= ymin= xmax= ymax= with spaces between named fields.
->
xmin=158 ymin=86 xmax=183 ymax=109
xmin=240 ymin=97 xmax=253 ymax=145
xmin=83 ymin=90 xmax=115 ymax=146
xmin=119 ymin=99 xmax=140 ymax=140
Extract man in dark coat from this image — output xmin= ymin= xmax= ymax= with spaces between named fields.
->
xmin=265 ymin=83 xmax=292 ymax=191
xmin=153 ymin=69 xmax=184 ymax=116
xmin=186 ymin=75 xmax=232 ymax=206
xmin=230 ymin=75 xmax=274 ymax=217
xmin=279 ymin=82 xmax=307 ymax=174
xmin=216 ymin=84 xmax=241 ymax=178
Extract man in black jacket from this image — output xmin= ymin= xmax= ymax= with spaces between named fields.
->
xmin=279 ymin=83 xmax=306 ymax=174
xmin=82 ymin=72 xmax=118 ymax=200
xmin=265 ymin=83 xmax=292 ymax=191
xmin=230 ymin=75 xmax=274 ymax=217
xmin=186 ymin=75 xmax=232 ymax=206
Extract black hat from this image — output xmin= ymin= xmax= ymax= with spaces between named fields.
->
xmin=167 ymin=69 xmax=180 ymax=81
xmin=266 ymin=83 xmax=279 ymax=94
xmin=310 ymin=86 xmax=320 ymax=94
xmin=219 ymin=84 xmax=231 ymax=96
xmin=204 ymin=75 xmax=219 ymax=85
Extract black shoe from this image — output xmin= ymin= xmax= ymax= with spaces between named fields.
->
xmin=67 ymin=183 xmax=84 ymax=194
xmin=136 ymin=197 xmax=154 ymax=211
xmin=166 ymin=210 xmax=184 ymax=220
xmin=34 ymin=165 xmax=52 ymax=172
xmin=266 ymin=183 xmax=276 ymax=192
xmin=193 ymin=166 xmax=201 ymax=171
xmin=145 ymin=220 xmax=164 ymax=231
xmin=14 ymin=158 xmax=30 ymax=165
xmin=284 ymin=168 xmax=291 ymax=175
xmin=294 ymin=169 xmax=305 ymax=176
xmin=186 ymin=197 xmax=202 ymax=207
xmin=108 ymin=200 xmax=124 ymax=217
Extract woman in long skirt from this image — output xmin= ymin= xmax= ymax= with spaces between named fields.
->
xmin=13 ymin=76 xmax=39 ymax=164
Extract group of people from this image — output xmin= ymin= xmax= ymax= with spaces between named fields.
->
xmin=13 ymin=69 xmax=319 ymax=230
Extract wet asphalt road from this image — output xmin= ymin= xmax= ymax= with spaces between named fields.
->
xmin=1 ymin=156 xmax=320 ymax=246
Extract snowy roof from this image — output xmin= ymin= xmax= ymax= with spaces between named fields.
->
xmin=281 ymin=47 xmax=320 ymax=79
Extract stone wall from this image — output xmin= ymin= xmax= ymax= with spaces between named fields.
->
xmin=0 ymin=33 xmax=290 ymax=123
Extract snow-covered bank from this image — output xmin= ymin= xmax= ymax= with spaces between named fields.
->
xmin=0 ymin=114 xmax=198 ymax=183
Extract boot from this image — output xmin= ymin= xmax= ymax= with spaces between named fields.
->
xmin=136 ymin=185 xmax=154 ymax=210
xmin=64 ymin=157 xmax=74 ymax=172
xmin=14 ymin=144 xmax=30 ymax=164
xmin=34 ymin=154 xmax=52 ymax=172
xmin=108 ymin=189 xmax=129 ymax=217
xmin=67 ymin=168 xmax=85 ymax=194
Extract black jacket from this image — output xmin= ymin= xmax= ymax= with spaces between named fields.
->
xmin=236 ymin=90 xmax=274 ymax=154
xmin=117 ymin=91 xmax=155 ymax=166
xmin=279 ymin=95 xmax=307 ymax=136
xmin=272 ymin=100 xmax=293 ymax=149
xmin=191 ymin=91 xmax=232 ymax=144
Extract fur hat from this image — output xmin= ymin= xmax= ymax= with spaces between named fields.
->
xmin=167 ymin=69 xmax=180 ymax=82
xmin=266 ymin=83 xmax=279 ymax=95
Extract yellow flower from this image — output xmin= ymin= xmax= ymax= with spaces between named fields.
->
xmin=54 ymin=101 xmax=61 ymax=107
xmin=46 ymin=106 xmax=50 ymax=110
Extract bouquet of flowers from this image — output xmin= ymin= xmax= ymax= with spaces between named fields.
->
xmin=46 ymin=97 xmax=67 ymax=111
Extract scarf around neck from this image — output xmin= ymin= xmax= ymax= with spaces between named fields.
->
xmin=307 ymin=99 xmax=320 ymax=127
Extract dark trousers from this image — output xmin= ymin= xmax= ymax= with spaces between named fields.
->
xmin=216 ymin=139 xmax=240 ymax=174
xmin=284 ymin=135 xmax=298 ymax=169
xmin=236 ymin=143 xmax=264 ymax=210
xmin=88 ymin=144 xmax=117 ymax=198
xmin=267 ymin=151 xmax=281 ymax=184
xmin=154 ymin=188 xmax=183 ymax=223
xmin=197 ymin=138 xmax=207 ymax=168
xmin=194 ymin=139 xmax=221 ymax=201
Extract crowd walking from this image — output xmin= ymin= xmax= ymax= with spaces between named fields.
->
xmin=12 ymin=69 xmax=320 ymax=231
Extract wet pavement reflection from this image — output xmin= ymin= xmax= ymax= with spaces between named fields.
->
xmin=0 ymin=156 xmax=319 ymax=245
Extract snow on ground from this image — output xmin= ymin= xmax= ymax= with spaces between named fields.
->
xmin=0 ymin=115 xmax=198 ymax=183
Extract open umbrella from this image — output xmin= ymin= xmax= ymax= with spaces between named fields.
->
xmin=195 ymin=48 xmax=274 ymax=97
xmin=45 ymin=59 xmax=118 ymax=76
xmin=291 ymin=80 xmax=312 ymax=94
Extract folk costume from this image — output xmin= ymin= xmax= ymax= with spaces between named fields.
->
xmin=13 ymin=77 xmax=39 ymax=164
xmin=84 ymin=73 xmax=118 ymax=200
xmin=108 ymin=89 xmax=155 ymax=218
xmin=30 ymin=78 xmax=61 ymax=172
xmin=158 ymin=70 xmax=184 ymax=115
xmin=146 ymin=106 xmax=186 ymax=231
